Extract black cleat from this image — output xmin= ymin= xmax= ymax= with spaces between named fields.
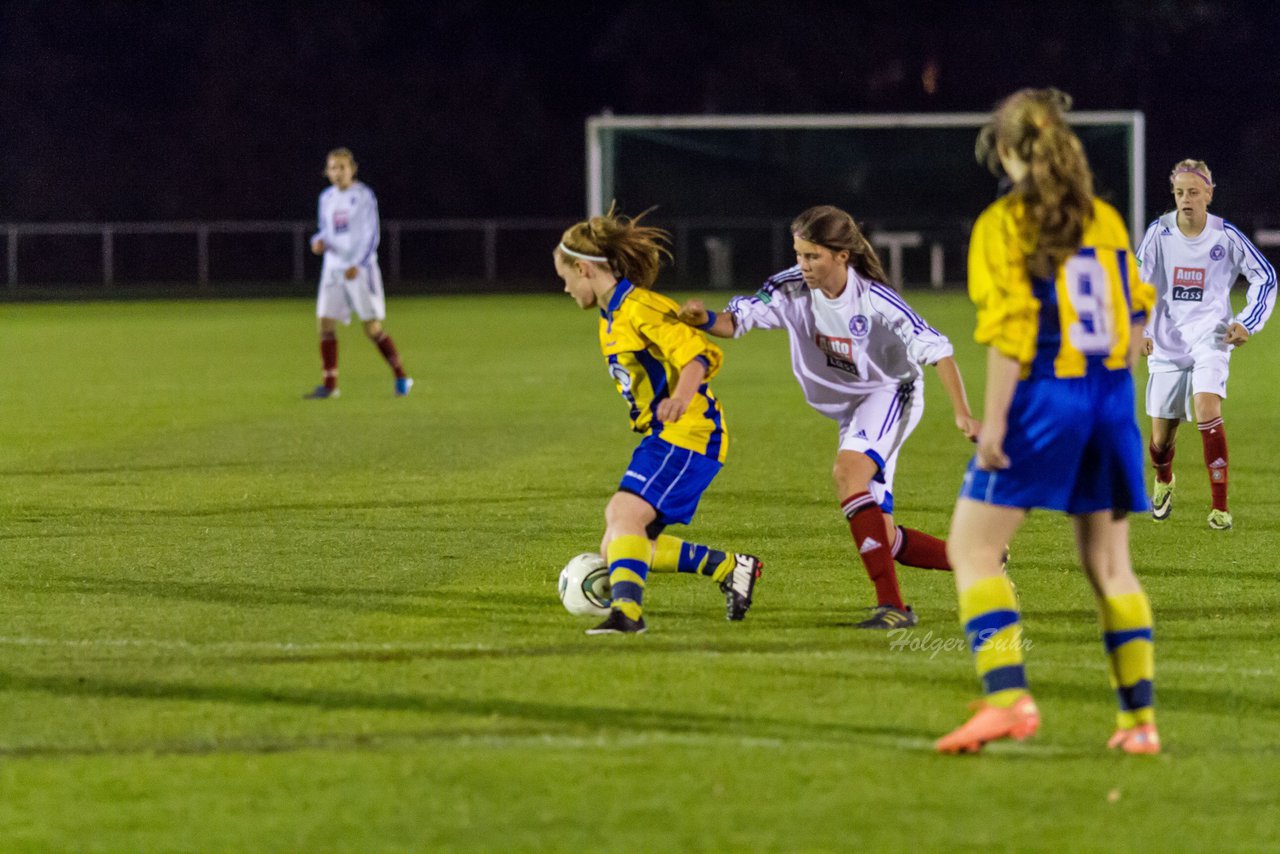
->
xmin=719 ymin=554 xmax=763 ymax=621
xmin=855 ymin=604 xmax=918 ymax=630
xmin=585 ymin=610 xmax=647 ymax=635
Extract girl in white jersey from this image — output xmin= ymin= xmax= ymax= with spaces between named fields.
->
xmin=680 ymin=206 xmax=980 ymax=629
xmin=1137 ymin=159 xmax=1277 ymax=529
xmin=304 ymin=147 xmax=413 ymax=399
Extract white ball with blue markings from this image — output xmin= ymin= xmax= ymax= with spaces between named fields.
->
xmin=558 ymin=553 xmax=612 ymax=617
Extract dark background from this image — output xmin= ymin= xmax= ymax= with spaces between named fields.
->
xmin=3 ymin=0 xmax=1278 ymax=226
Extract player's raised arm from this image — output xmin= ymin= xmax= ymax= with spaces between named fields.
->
xmin=677 ymin=298 xmax=736 ymax=337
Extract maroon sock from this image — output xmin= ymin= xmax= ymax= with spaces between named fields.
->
xmin=320 ymin=333 xmax=338 ymax=390
xmin=374 ymin=333 xmax=406 ymax=379
xmin=841 ymin=492 xmax=904 ymax=609
xmin=892 ymin=526 xmax=952 ymax=571
xmin=1149 ymin=441 xmax=1175 ymax=484
xmin=1198 ymin=418 xmax=1228 ymax=511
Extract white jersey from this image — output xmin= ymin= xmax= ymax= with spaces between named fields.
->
xmin=311 ymin=181 xmax=381 ymax=274
xmin=1136 ymin=212 xmax=1276 ymax=371
xmin=726 ymin=265 xmax=954 ymax=421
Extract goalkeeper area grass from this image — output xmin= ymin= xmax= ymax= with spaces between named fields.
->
xmin=2 ymin=292 xmax=1277 ymax=850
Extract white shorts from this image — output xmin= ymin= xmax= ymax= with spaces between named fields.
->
xmin=316 ymin=262 xmax=386 ymax=323
xmin=1145 ymin=356 xmax=1229 ymax=421
xmin=835 ymin=382 xmax=924 ymax=512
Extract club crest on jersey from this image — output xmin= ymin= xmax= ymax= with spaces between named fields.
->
xmin=1172 ymin=266 xmax=1205 ymax=301
xmin=815 ymin=333 xmax=860 ymax=376
xmin=1210 ymin=244 xmax=1226 ymax=261
xmin=609 ymin=363 xmax=633 ymax=392
xmin=849 ymin=314 xmax=870 ymax=338
xmin=333 ymin=210 xmax=350 ymax=233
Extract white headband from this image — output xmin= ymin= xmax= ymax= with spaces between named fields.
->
xmin=558 ymin=242 xmax=608 ymax=263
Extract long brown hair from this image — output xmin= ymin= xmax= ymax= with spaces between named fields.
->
xmin=557 ymin=203 xmax=672 ymax=289
xmin=976 ymin=88 xmax=1093 ymax=279
xmin=790 ymin=205 xmax=887 ymax=283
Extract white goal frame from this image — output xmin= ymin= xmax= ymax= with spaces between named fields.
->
xmin=586 ymin=112 xmax=1146 ymax=247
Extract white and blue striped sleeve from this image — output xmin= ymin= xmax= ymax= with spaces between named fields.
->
xmin=310 ymin=189 xmax=329 ymax=246
xmin=724 ymin=270 xmax=797 ymax=338
xmin=1226 ymin=224 xmax=1277 ymax=334
xmin=869 ymin=283 xmax=954 ymax=365
xmin=1135 ymin=220 xmax=1161 ymax=284
xmin=353 ymin=185 xmax=381 ymax=268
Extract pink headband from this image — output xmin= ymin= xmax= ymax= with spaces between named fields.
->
xmin=1173 ymin=167 xmax=1214 ymax=187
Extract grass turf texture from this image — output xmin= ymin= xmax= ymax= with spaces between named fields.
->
xmin=2 ymin=292 xmax=1277 ymax=851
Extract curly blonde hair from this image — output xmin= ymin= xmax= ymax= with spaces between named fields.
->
xmin=977 ymin=88 xmax=1094 ymax=279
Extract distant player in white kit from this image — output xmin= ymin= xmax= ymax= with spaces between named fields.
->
xmin=1137 ymin=159 xmax=1276 ymax=529
xmin=305 ymin=147 xmax=412 ymax=399
xmin=680 ymin=205 xmax=980 ymax=629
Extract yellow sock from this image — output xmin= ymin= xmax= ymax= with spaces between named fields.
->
xmin=651 ymin=535 xmax=733 ymax=582
xmin=606 ymin=534 xmax=650 ymax=621
xmin=1100 ymin=592 xmax=1155 ymax=728
xmin=958 ymin=575 xmax=1027 ymax=708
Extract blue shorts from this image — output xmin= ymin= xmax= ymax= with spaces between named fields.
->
xmin=959 ymin=370 xmax=1150 ymax=515
xmin=618 ymin=435 xmax=722 ymax=526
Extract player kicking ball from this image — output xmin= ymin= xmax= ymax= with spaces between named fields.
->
xmin=553 ymin=205 xmax=761 ymax=634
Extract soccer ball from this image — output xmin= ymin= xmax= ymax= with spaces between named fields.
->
xmin=558 ymin=553 xmax=611 ymax=616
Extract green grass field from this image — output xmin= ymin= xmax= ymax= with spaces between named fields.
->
xmin=2 ymin=292 xmax=1277 ymax=851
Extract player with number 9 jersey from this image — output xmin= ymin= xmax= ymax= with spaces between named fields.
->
xmin=963 ymin=193 xmax=1150 ymax=513
xmin=937 ymin=88 xmax=1157 ymax=757
xmin=969 ymin=195 xmax=1146 ymax=383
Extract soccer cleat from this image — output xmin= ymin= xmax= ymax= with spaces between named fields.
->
xmin=1151 ymin=475 xmax=1175 ymax=521
xmin=585 ymin=610 xmax=647 ymax=635
xmin=855 ymin=604 xmax=918 ymax=630
xmin=1107 ymin=723 xmax=1161 ymax=755
xmin=1207 ymin=508 xmax=1233 ymax=530
xmin=935 ymin=694 xmax=1041 ymax=754
xmin=395 ymin=377 xmax=414 ymax=397
xmin=303 ymin=385 xmax=340 ymax=399
xmin=719 ymin=554 xmax=763 ymax=621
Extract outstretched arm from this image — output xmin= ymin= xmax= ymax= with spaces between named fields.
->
xmin=677 ymin=299 xmax=736 ymax=338
xmin=933 ymin=355 xmax=980 ymax=441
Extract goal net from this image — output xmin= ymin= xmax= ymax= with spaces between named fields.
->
xmin=586 ymin=112 xmax=1144 ymax=288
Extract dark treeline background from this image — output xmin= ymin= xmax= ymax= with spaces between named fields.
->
xmin=3 ymin=0 xmax=1278 ymax=225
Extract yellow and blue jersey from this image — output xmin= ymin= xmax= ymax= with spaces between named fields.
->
xmin=599 ymin=279 xmax=728 ymax=463
xmin=969 ymin=196 xmax=1149 ymax=380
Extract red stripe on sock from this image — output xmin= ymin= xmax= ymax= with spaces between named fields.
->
xmin=842 ymin=493 xmax=904 ymax=609
xmin=1198 ymin=420 xmax=1229 ymax=511
xmin=320 ymin=334 xmax=338 ymax=390
xmin=893 ymin=526 xmax=952 ymax=571
xmin=374 ymin=333 xmax=406 ymax=379
xmin=1148 ymin=441 xmax=1174 ymax=484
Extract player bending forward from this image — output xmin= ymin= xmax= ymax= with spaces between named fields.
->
xmin=681 ymin=205 xmax=980 ymax=629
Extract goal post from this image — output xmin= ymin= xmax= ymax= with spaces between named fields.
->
xmin=586 ymin=111 xmax=1146 ymax=280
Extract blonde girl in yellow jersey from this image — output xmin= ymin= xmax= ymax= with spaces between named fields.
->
xmin=935 ymin=89 xmax=1159 ymax=755
xmin=554 ymin=207 xmax=762 ymax=635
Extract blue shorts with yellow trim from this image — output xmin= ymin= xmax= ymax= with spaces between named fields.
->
xmin=959 ymin=369 xmax=1150 ymax=515
xmin=618 ymin=435 xmax=722 ymax=526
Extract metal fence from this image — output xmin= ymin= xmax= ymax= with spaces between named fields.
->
xmin=8 ymin=218 xmax=1277 ymax=295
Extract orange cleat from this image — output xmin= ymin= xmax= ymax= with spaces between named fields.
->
xmin=935 ymin=694 xmax=1040 ymax=754
xmin=1107 ymin=723 xmax=1161 ymax=755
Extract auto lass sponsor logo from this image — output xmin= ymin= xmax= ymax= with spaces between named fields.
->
xmin=1172 ymin=266 xmax=1205 ymax=301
